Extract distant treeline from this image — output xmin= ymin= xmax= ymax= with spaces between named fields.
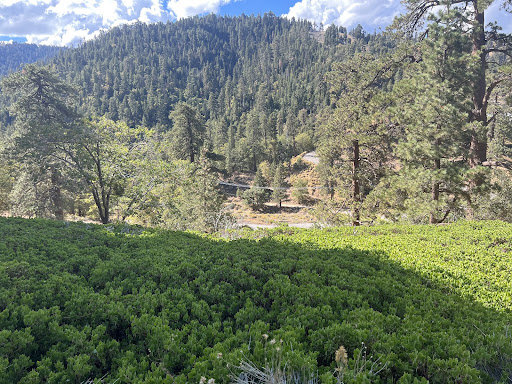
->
xmin=0 ymin=42 xmax=63 ymax=77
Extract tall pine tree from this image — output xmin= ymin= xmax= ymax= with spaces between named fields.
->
xmin=1 ymin=64 xmax=79 ymax=220
xmin=388 ymin=14 xmax=477 ymax=223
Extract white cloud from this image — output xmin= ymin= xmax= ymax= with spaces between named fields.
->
xmin=140 ymin=0 xmax=165 ymax=22
xmin=3 ymin=0 xmax=509 ymax=46
xmin=0 ymin=0 xmax=239 ymax=46
xmin=284 ymin=0 xmax=402 ymax=31
xmin=0 ymin=0 xmax=175 ymax=46
xmin=284 ymin=0 xmax=512 ymax=33
xmin=0 ymin=0 xmax=52 ymax=5
xmin=167 ymin=0 xmax=232 ymax=19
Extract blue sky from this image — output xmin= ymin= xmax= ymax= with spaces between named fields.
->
xmin=0 ymin=0 xmax=510 ymax=46
xmin=220 ymin=0 xmax=295 ymax=17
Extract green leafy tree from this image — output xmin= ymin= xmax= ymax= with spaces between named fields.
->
xmin=168 ymin=102 xmax=205 ymax=163
xmin=244 ymin=109 xmax=265 ymax=172
xmin=164 ymin=148 xmax=230 ymax=232
xmin=378 ymin=14 xmax=477 ymax=223
xmin=474 ymin=169 xmax=512 ymax=221
xmin=1 ymin=64 xmax=155 ymax=224
xmin=291 ymin=178 xmax=310 ymax=205
xmin=320 ymin=52 xmax=406 ymax=225
xmin=8 ymin=165 xmax=54 ymax=218
xmin=125 ymin=144 xmax=232 ymax=231
xmin=118 ymin=153 xmax=167 ymax=222
xmin=56 ymin=117 xmax=152 ymax=224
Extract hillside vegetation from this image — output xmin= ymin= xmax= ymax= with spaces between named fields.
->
xmin=0 ymin=15 xmax=397 ymax=228
xmin=1 ymin=217 xmax=511 ymax=383
xmin=0 ymin=43 xmax=63 ymax=77
xmin=0 ymin=7 xmax=510 ymax=227
xmin=0 ymin=15 xmax=389 ymax=171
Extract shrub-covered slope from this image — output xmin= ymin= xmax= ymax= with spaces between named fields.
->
xmin=0 ymin=218 xmax=511 ymax=383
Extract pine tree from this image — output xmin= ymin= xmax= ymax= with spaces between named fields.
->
xmin=395 ymin=0 xmax=512 ymax=177
xmin=172 ymin=148 xmax=230 ymax=232
xmin=388 ymin=16 xmax=476 ymax=223
xmin=1 ymin=64 xmax=79 ymax=220
xmin=324 ymin=24 xmax=340 ymax=46
xmin=292 ymin=178 xmax=309 ymax=205
xmin=242 ymin=167 xmax=270 ymax=211
xmin=319 ymin=52 xmax=405 ymax=225
xmin=168 ymin=102 xmax=205 ymax=163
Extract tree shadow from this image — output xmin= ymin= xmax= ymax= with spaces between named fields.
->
xmin=260 ymin=205 xmax=305 ymax=214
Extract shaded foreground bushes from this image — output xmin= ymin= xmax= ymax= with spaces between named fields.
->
xmin=0 ymin=218 xmax=511 ymax=383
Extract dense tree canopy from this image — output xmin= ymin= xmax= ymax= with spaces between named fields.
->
xmin=0 ymin=43 xmax=63 ymax=77
xmin=395 ymin=0 xmax=512 ymax=167
xmin=0 ymin=11 xmax=511 ymax=225
xmin=319 ymin=0 xmax=512 ymax=224
xmin=1 ymin=64 xmax=79 ymax=220
xmin=35 ymin=15 xmax=391 ymax=172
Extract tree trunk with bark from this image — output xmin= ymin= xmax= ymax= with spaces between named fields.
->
xmin=469 ymin=3 xmax=488 ymax=168
xmin=352 ymin=140 xmax=361 ymax=226
xmin=430 ymin=154 xmax=441 ymax=224
xmin=50 ymin=166 xmax=64 ymax=220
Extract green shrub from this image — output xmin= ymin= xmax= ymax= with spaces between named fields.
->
xmin=1 ymin=218 xmax=512 ymax=383
xmin=291 ymin=178 xmax=310 ymax=205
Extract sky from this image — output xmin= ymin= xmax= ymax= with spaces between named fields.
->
xmin=0 ymin=0 xmax=510 ymax=46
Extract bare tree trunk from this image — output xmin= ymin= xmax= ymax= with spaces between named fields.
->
xmin=430 ymin=154 xmax=441 ymax=224
xmin=469 ymin=4 xmax=488 ymax=168
xmin=190 ymin=146 xmax=195 ymax=163
xmin=103 ymin=195 xmax=110 ymax=224
xmin=50 ymin=166 xmax=64 ymax=220
xmin=92 ymin=188 xmax=109 ymax=224
xmin=465 ymin=194 xmax=474 ymax=220
xmin=352 ymin=140 xmax=360 ymax=226
xmin=327 ymin=181 xmax=335 ymax=199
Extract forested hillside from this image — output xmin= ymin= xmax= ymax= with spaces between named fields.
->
xmin=46 ymin=15 xmax=390 ymax=172
xmin=1 ymin=217 xmax=512 ymax=383
xmin=0 ymin=4 xmax=511 ymax=228
xmin=0 ymin=43 xmax=63 ymax=77
xmin=0 ymin=15 xmax=391 ymax=162
xmin=0 ymin=15 xmax=396 ymax=227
